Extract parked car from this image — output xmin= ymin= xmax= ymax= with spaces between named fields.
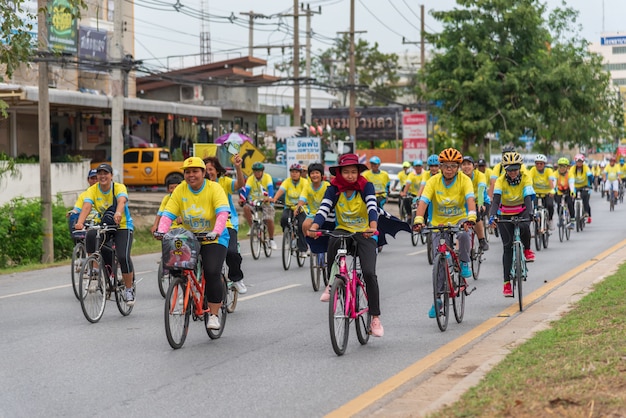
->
xmin=379 ymin=163 xmax=405 ymax=200
xmin=263 ymin=163 xmax=289 ymax=190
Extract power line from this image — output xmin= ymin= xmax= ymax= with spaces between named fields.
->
xmin=387 ymin=0 xmax=420 ymax=32
xmin=357 ymin=0 xmax=409 ymax=40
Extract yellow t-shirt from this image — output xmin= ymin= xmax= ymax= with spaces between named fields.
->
xmin=217 ymin=176 xmax=238 ymax=230
xmin=299 ymin=180 xmax=329 ymax=216
xmin=493 ymin=172 xmax=535 ymax=215
xmin=603 ymin=164 xmax=621 ymax=182
xmin=245 ymin=173 xmax=274 ymax=201
xmin=463 ymin=169 xmax=487 ymax=206
xmin=163 ymin=179 xmax=230 ymax=247
xmin=420 ymin=173 xmax=475 ymax=226
xmin=335 ymin=191 xmax=369 ymax=233
xmin=420 ymin=170 xmax=439 ymax=187
xmin=528 ymin=166 xmax=555 ymax=195
xmin=158 ymin=193 xmax=182 ymax=229
xmin=398 ymin=170 xmax=409 ymax=187
xmin=280 ymin=177 xmax=309 ymax=209
xmin=73 ymin=190 xmax=100 ymax=223
xmin=84 ymin=182 xmax=133 ymax=230
xmin=619 ymin=163 xmax=626 ymax=179
xmin=363 ymin=170 xmax=390 ymax=196
xmin=568 ymin=164 xmax=592 ymax=189
xmin=405 ymin=171 xmax=423 ymax=195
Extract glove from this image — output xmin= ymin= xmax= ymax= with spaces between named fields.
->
xmin=488 ymin=215 xmax=498 ymax=226
xmin=413 ymin=215 xmax=425 ymax=225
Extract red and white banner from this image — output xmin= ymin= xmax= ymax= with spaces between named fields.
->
xmin=402 ymin=112 xmax=428 ymax=162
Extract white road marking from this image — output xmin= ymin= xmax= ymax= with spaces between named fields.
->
xmin=407 ymin=250 xmax=426 ymax=255
xmin=0 ymin=284 xmax=70 ymax=299
xmin=237 ymin=284 xmax=301 ymax=301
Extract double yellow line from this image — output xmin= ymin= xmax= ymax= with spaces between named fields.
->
xmin=327 ymin=238 xmax=626 ymax=417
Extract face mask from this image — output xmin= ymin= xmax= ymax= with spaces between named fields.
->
xmin=505 ymin=172 xmax=521 ymax=186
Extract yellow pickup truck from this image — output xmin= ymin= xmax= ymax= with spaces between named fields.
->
xmin=91 ymin=148 xmax=184 ymax=187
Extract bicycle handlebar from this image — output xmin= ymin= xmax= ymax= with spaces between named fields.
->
xmin=153 ymin=231 xmax=219 ymax=241
xmin=311 ymin=229 xmax=379 ymax=238
xmin=495 ymin=217 xmax=531 ymax=224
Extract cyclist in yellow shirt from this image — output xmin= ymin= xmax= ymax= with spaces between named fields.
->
xmin=489 ymin=152 xmax=536 ymax=297
xmin=400 ymin=159 xmax=424 ymax=220
xmin=67 ymin=169 xmax=100 ymax=233
xmin=413 ymin=148 xmax=477 ymax=318
xmin=488 ymin=146 xmax=529 ymax=199
xmin=416 ymin=154 xmax=441 ymax=198
xmin=273 ymin=163 xmax=309 ymax=253
xmin=568 ymin=154 xmax=593 ymax=223
xmin=363 ymin=156 xmax=390 ymax=208
xmin=460 ymin=155 xmax=489 ymax=251
xmin=297 ymin=163 xmax=331 ymax=238
xmin=528 ymin=154 xmax=556 ymax=229
xmin=244 ymin=162 xmax=277 ymax=249
xmin=603 ymin=156 xmax=621 ymax=202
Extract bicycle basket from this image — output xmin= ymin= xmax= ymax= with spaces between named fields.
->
xmin=162 ymin=228 xmax=200 ymax=270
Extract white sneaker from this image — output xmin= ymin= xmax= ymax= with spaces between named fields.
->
xmin=207 ymin=314 xmax=220 ymax=330
xmin=246 ymin=230 xmax=251 ymax=236
xmin=270 ymin=239 xmax=277 ymax=250
xmin=125 ymin=287 xmax=135 ymax=306
xmin=233 ymin=280 xmax=247 ymax=294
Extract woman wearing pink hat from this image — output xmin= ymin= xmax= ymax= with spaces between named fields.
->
xmin=307 ymin=153 xmax=384 ymax=337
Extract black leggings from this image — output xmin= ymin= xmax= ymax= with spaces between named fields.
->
xmin=225 ymin=228 xmax=244 ymax=282
xmin=281 ymin=209 xmax=307 ymax=252
xmin=326 ymin=231 xmax=380 ymax=316
xmin=86 ymin=229 xmax=134 ymax=275
xmin=201 ymin=243 xmax=228 ymax=304
xmin=497 ymin=217 xmax=530 ymax=282
xmin=555 ymin=193 xmax=574 ymax=218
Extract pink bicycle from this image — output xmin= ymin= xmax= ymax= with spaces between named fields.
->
xmin=316 ymin=230 xmax=371 ymax=356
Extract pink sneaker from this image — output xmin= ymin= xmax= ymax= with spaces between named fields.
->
xmin=320 ymin=285 xmax=330 ymax=302
xmin=370 ymin=317 xmax=384 ymax=337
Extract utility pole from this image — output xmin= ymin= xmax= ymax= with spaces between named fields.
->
xmin=111 ymin=0 xmax=124 ymax=182
xmin=348 ymin=0 xmax=358 ymax=143
xmin=240 ymin=11 xmax=267 ymax=57
xmin=293 ymin=0 xmax=301 ymax=127
xmin=302 ymin=3 xmax=321 ymax=126
xmin=420 ymin=5 xmax=425 ymax=75
xmin=38 ymin=0 xmax=53 ymax=263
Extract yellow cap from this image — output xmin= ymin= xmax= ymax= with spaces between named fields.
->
xmin=180 ymin=157 xmax=206 ymax=170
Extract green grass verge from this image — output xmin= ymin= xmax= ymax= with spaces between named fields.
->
xmin=428 ymin=263 xmax=626 ymax=417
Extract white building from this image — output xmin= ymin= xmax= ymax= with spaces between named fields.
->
xmin=588 ymin=32 xmax=626 ymax=87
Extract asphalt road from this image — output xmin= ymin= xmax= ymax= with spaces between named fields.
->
xmin=0 ymin=192 xmax=623 ymax=417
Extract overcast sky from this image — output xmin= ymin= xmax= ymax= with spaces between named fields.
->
xmin=131 ymin=0 xmax=624 ymax=73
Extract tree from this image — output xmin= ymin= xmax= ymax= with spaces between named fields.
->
xmin=421 ymin=0 xmax=552 ymax=154
xmin=312 ymin=34 xmax=401 ymax=106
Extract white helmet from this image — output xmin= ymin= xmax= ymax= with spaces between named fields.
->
xmin=535 ymin=154 xmax=547 ymax=163
xmin=600 ymin=161 xmax=607 ymax=168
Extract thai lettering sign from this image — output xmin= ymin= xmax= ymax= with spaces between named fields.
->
xmin=311 ymin=107 xmax=401 ymax=141
xmin=286 ymin=137 xmax=322 ymax=168
xmin=402 ymin=112 xmax=428 ymax=162
xmin=79 ymin=27 xmax=107 ymax=71
xmin=48 ymin=0 xmax=77 ymax=54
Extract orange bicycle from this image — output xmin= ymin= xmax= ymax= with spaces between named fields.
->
xmin=158 ymin=230 xmax=228 ymax=349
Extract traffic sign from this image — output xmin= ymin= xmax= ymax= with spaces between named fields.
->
xmin=239 ymin=141 xmax=265 ymax=176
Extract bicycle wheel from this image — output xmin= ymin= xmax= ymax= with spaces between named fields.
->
xmin=534 ymin=218 xmax=542 ymax=251
xmin=79 ymin=255 xmax=107 ymax=323
xmin=250 ymin=224 xmax=261 ymax=260
xmin=282 ymin=227 xmax=292 ymax=270
xmin=329 ymin=277 xmax=349 ymax=356
xmin=542 ymin=223 xmax=550 ymax=249
xmin=310 ymin=252 xmax=320 ymax=291
xmin=114 ymin=262 xmax=134 ymax=316
xmin=71 ymin=241 xmax=87 ymax=300
xmin=426 ymin=233 xmax=433 ymax=265
xmin=471 ymin=234 xmax=482 ymax=281
xmin=452 ymin=266 xmax=465 ymax=324
xmin=321 ymin=253 xmax=329 ymax=286
xmin=226 ymin=277 xmax=238 ymax=314
xmin=164 ymin=276 xmax=191 ymax=349
xmin=411 ymin=228 xmax=419 ymax=246
xmin=610 ymin=193 xmax=615 ymax=212
xmin=296 ymin=249 xmax=306 ymax=267
xmin=157 ymin=260 xmax=170 ymax=298
xmin=262 ymin=225 xmax=272 ymax=257
xmin=575 ymin=204 xmax=582 ymax=232
xmin=354 ymin=277 xmax=371 ymax=345
xmin=420 ymin=229 xmax=427 ymax=244
xmin=558 ymin=209 xmax=565 ymax=242
xmin=515 ymin=243 xmax=523 ymax=311
xmin=432 ymin=254 xmax=449 ymax=332
xmin=565 ymin=213 xmax=571 ymax=240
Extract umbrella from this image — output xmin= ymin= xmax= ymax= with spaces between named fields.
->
xmin=215 ymin=132 xmax=253 ymax=145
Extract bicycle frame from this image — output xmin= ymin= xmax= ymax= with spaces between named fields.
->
xmin=496 ymin=217 xmax=529 ymax=311
xmin=169 ymin=268 xmax=207 ymax=319
xmin=428 ymin=226 xmax=463 ymax=300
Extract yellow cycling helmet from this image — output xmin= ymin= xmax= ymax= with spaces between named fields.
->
xmin=501 ymin=151 xmax=523 ymax=168
xmin=438 ymin=148 xmax=463 ymax=164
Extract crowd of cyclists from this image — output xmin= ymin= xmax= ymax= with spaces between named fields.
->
xmin=68 ymin=143 xmax=616 ymax=336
